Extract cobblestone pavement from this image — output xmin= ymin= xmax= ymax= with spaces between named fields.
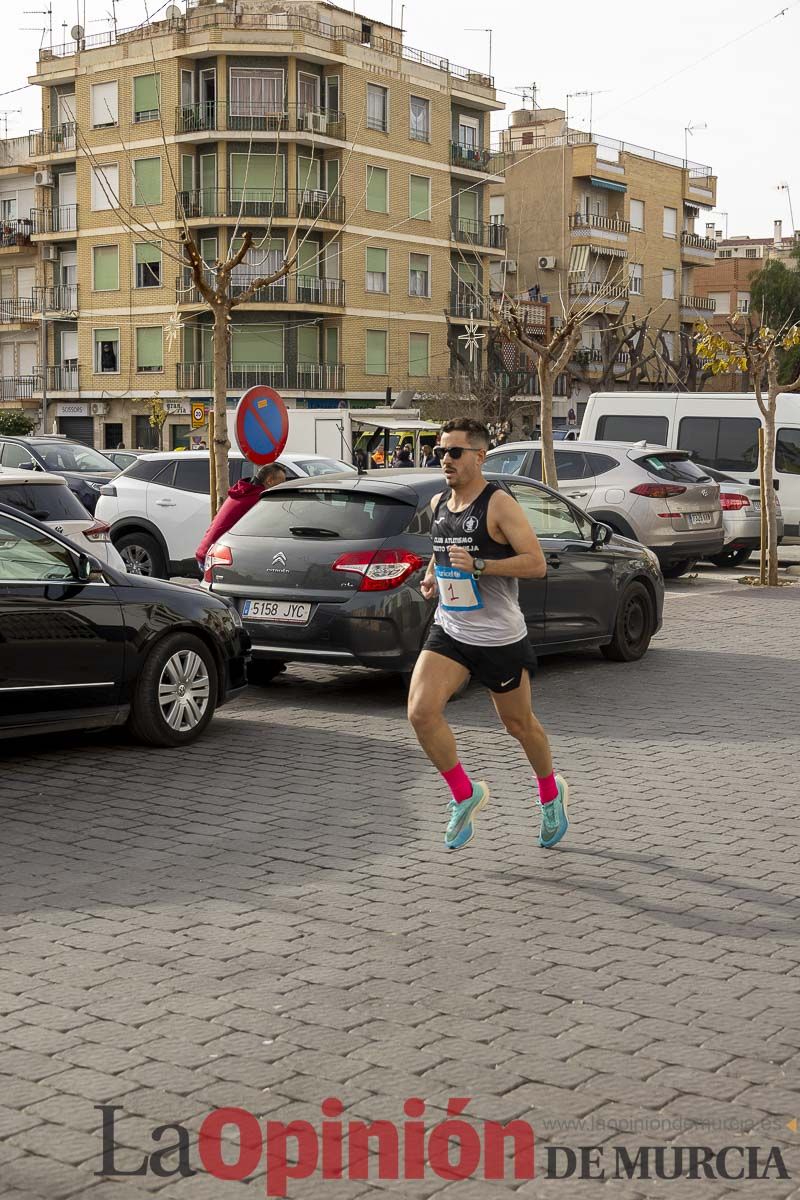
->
xmin=1 ymin=567 xmax=799 ymax=1200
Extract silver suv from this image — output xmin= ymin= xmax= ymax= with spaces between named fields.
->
xmin=486 ymin=439 xmax=723 ymax=577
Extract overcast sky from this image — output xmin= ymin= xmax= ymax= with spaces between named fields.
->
xmin=5 ymin=0 xmax=795 ymax=238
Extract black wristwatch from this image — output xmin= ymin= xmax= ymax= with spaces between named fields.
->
xmin=473 ymin=557 xmax=486 ymax=579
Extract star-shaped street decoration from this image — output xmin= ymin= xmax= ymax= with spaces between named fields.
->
xmin=458 ymin=313 xmax=487 ymax=365
xmin=164 ymin=307 xmax=184 ymax=352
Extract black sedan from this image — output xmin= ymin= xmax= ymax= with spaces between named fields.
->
xmin=0 ymin=436 xmax=119 ymax=513
xmin=205 ymin=471 xmax=664 ymax=682
xmin=0 ymin=503 xmax=249 ymax=746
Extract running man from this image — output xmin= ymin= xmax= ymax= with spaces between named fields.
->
xmin=407 ymin=417 xmax=569 ymax=851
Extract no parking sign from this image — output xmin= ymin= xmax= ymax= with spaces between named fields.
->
xmin=233 ymin=385 xmax=289 ymax=465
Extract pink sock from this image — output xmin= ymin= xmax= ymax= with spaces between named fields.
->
xmin=537 ymin=773 xmax=559 ymax=805
xmin=442 ymin=762 xmax=473 ymax=803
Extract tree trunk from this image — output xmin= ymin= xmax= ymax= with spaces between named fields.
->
xmin=538 ymin=362 xmax=558 ymax=487
xmin=763 ymin=401 xmax=780 ymax=587
xmin=211 ymin=303 xmax=231 ymax=515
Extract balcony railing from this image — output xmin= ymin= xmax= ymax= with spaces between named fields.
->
xmin=573 ymin=347 xmax=630 ymax=367
xmin=0 ymin=375 xmax=36 ymax=400
xmin=0 ymin=298 xmax=35 ymax=324
xmin=569 ymin=213 xmax=630 ymax=234
xmin=569 ymin=280 xmax=630 ymax=301
xmin=31 ymin=205 xmax=78 ymax=234
xmin=29 ymin=123 xmax=77 ymax=157
xmin=177 ymin=274 xmax=345 ymax=307
xmin=681 ymin=231 xmax=717 ymax=253
xmin=177 ymin=361 xmax=346 ymax=391
xmin=32 ymin=285 xmax=78 ymax=313
xmin=35 ymin=365 xmax=78 ymax=391
xmin=175 ymin=102 xmax=346 ymax=141
xmin=450 ymin=142 xmax=504 ymax=173
xmin=680 ymin=294 xmax=716 ymax=312
xmin=0 ymin=219 xmax=33 ymax=249
xmin=452 ymin=219 xmax=507 ymax=250
xmin=449 ymin=288 xmax=488 ymax=319
xmin=177 ymin=188 xmax=345 ymax=224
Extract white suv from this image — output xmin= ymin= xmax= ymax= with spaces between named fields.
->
xmin=95 ymin=450 xmax=355 ymax=577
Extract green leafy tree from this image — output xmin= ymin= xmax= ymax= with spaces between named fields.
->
xmin=143 ymin=393 xmax=168 ymax=451
xmin=750 ymin=252 xmax=800 ymax=384
xmin=0 ymin=409 xmax=37 ymax=436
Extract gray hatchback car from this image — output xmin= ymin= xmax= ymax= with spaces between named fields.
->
xmin=486 ymin=439 xmax=724 ymax=578
xmin=205 ymin=471 xmax=664 ymax=683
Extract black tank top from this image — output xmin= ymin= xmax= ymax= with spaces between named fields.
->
xmin=431 ymin=481 xmax=514 ymax=566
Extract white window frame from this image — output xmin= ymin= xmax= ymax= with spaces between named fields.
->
xmin=91 ymin=163 xmax=120 ymax=212
xmin=367 ymin=84 xmax=389 ymax=133
xmin=94 ymin=327 xmax=120 ymax=374
xmin=629 ymin=262 xmax=643 ymax=296
xmin=662 ymin=268 xmax=676 ymax=300
xmin=457 ymin=114 xmax=479 ymax=148
xmin=135 ymin=326 xmax=164 ymax=374
xmin=629 ymin=199 xmax=644 ymax=232
xmin=737 ymin=294 xmax=750 ymax=314
xmin=131 ymin=157 xmax=162 ymax=208
xmin=409 ymin=252 xmax=431 ymax=298
xmin=91 ymin=244 xmax=120 ymax=292
xmin=366 ymin=164 xmax=389 ymax=214
xmin=663 ymin=206 xmax=678 ymax=239
xmin=133 ymin=242 xmax=163 ymax=290
xmin=229 ymin=66 xmax=284 ymax=118
xmin=366 ymin=246 xmax=389 ymax=294
xmin=408 ymin=174 xmax=431 ymax=222
xmin=91 ymin=81 xmax=118 ymax=128
xmin=409 ymin=95 xmax=430 ymax=142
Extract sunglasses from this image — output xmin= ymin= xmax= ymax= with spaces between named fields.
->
xmin=433 ymin=445 xmax=483 ymax=461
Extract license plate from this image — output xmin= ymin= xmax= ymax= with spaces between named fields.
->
xmin=241 ymin=600 xmax=312 ymax=624
xmin=752 ymin=501 xmax=761 ymax=513
xmin=688 ymin=512 xmax=714 ymax=527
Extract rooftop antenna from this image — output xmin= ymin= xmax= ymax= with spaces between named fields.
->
xmin=465 ymin=27 xmax=493 ymax=79
xmin=567 ymin=89 xmax=610 ymax=137
xmin=23 ymin=2 xmax=53 ymax=48
xmin=70 ymin=23 xmax=85 ymax=50
xmin=778 ymin=183 xmax=795 ymax=235
xmin=684 ymin=119 xmax=707 ymax=168
xmin=165 ymin=4 xmax=182 ymax=19
xmin=0 ymin=109 xmax=23 ymax=140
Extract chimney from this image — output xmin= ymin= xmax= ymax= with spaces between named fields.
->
xmin=774 ymin=219 xmax=783 ymax=247
xmin=715 ymin=228 xmax=722 ymax=240
xmin=705 ymin=222 xmax=715 ymax=237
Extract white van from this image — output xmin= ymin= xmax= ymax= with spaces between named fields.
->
xmin=580 ymin=392 xmax=800 ymax=540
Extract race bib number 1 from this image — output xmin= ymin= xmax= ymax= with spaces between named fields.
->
xmin=435 ymin=565 xmax=483 ymax=611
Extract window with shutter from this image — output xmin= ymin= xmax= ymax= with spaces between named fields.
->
xmin=409 ymin=96 xmax=430 ymax=142
xmin=365 ymin=330 xmax=387 ymax=374
xmin=409 ymin=333 xmax=429 ymax=377
xmin=366 ymin=247 xmax=388 ymax=293
xmin=298 ymin=325 xmax=319 ymax=364
xmin=230 ymin=153 xmax=284 ymax=200
xmin=409 ymin=253 xmax=430 ymax=298
xmin=91 ymin=81 xmax=118 ymax=127
xmin=297 ymin=156 xmax=321 ymax=193
xmin=133 ymin=158 xmax=162 ymax=207
xmin=94 ymin=328 xmax=119 ymax=373
xmin=367 ymin=85 xmax=388 ymax=132
xmin=91 ymin=165 xmax=119 ymax=211
xmin=231 ymin=327 xmax=284 ymax=366
xmin=133 ymin=75 xmax=160 ymax=122
xmin=663 ymin=207 xmax=677 ymax=238
xmin=409 ymin=175 xmax=431 ymax=220
xmin=135 ymin=243 xmax=162 ymax=288
xmin=136 ymin=327 xmax=163 ymax=372
xmin=458 ymin=190 xmax=479 ymax=233
xmin=93 ymin=245 xmax=119 ymax=291
xmin=325 ymin=326 xmax=339 ymax=364
xmin=366 ymin=166 xmax=388 ymax=213
xmin=630 ymin=199 xmax=644 ymax=232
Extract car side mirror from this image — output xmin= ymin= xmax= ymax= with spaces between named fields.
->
xmin=76 ymin=553 xmax=101 ymax=582
xmin=19 ymin=460 xmax=38 ymax=472
xmin=591 ymin=521 xmax=613 ymax=549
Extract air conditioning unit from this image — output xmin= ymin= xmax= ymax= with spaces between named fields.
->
xmin=304 ymin=111 xmax=328 ymax=134
xmin=34 ymin=169 xmax=55 ymax=187
xmin=41 ymin=246 xmax=59 ymax=262
xmin=505 ymin=259 xmax=517 ymax=273
xmin=90 ymin=402 xmax=108 ymax=417
xmin=538 ymin=255 xmax=557 ymax=270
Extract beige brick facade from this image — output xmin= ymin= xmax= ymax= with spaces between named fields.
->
xmin=22 ymin=0 xmax=503 ymax=448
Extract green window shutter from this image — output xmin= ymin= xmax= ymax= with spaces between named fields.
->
xmin=298 ymin=325 xmax=319 ymax=363
xmin=230 ymin=154 xmax=283 ymax=196
xmin=366 ymin=247 xmax=387 ymax=274
xmin=134 ymin=75 xmax=159 ymax=116
xmin=298 ymin=240 xmax=320 ymax=277
xmin=458 ymin=189 xmax=479 ymax=224
xmin=94 ymin=327 xmax=118 ymax=345
xmin=366 ymin=166 xmax=388 ymax=212
xmin=409 ymin=333 xmax=429 ymax=377
xmin=136 ymin=327 xmax=163 ymax=370
xmin=298 ymin=156 xmax=321 ymax=192
xmin=135 ymin=242 xmax=161 ymax=265
xmin=365 ymin=330 xmax=387 ymax=375
xmin=181 ymin=154 xmax=194 ymax=193
xmin=457 ymin=260 xmax=478 ymax=287
xmin=93 ymin=246 xmax=118 ymax=290
xmin=232 ymin=327 xmax=284 ymax=366
xmin=325 ymin=326 xmax=339 ymax=364
xmin=409 ymin=175 xmax=430 ymax=219
xmin=134 ymin=158 xmax=161 ymax=205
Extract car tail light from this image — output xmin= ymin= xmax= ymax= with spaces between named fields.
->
xmin=720 ymin=493 xmax=751 ymax=511
xmin=84 ymin=520 xmax=111 ymax=542
xmin=333 ymin=548 xmax=426 ymax=591
xmin=203 ymin=542 xmax=232 ymax=583
xmin=630 ymin=483 xmax=687 ymax=499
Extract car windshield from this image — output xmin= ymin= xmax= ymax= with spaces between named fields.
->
xmin=234 ymin=489 xmax=416 ymax=539
xmin=34 ymin=443 xmax=116 ymax=473
xmin=294 ymin=458 xmax=355 ymax=477
xmin=636 ymin=453 xmax=713 ymax=483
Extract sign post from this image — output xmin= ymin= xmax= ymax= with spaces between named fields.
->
xmin=233 ymin=385 xmax=289 ymax=465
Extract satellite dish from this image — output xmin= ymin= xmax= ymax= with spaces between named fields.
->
xmin=70 ymin=24 xmax=85 ymax=39
xmin=165 ymin=4 xmax=182 ymax=18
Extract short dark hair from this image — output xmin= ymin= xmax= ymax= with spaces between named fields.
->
xmin=440 ymin=417 xmax=491 ymax=449
xmin=256 ymin=463 xmax=286 ymax=486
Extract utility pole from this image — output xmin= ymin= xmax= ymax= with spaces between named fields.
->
xmin=778 ymin=183 xmax=795 ymax=235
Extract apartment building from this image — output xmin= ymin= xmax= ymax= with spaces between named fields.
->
xmin=490 ymin=107 xmax=718 ymax=404
xmin=23 ymin=0 xmax=505 ymax=449
xmin=0 ymin=138 xmax=41 ymax=418
xmin=695 ymin=219 xmax=798 ymax=322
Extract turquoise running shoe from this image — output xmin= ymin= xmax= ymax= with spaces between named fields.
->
xmin=444 ymin=781 xmax=490 ymax=851
xmin=538 ymin=775 xmax=570 ymax=849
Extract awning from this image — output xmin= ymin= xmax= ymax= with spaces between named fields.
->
xmin=589 ymin=176 xmax=627 ymax=193
xmin=569 ymin=244 xmax=589 ymax=275
xmin=589 ymin=244 xmax=627 ymax=259
xmin=353 ymin=417 xmax=441 ymax=433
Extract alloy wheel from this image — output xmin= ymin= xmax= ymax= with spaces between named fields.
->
xmin=121 ymin=544 xmax=153 ymax=575
xmin=157 ymin=650 xmax=211 ymax=733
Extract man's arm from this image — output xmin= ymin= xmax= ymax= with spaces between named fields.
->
xmin=448 ymin=491 xmax=546 ymax=580
xmin=420 ymin=492 xmax=443 ymax=598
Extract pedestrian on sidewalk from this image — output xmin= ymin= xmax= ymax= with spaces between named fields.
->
xmin=196 ymin=462 xmax=286 ymax=573
xmin=407 ymin=417 xmax=569 ymax=851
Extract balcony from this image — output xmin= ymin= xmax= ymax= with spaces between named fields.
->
xmin=680 ymin=294 xmax=716 ymax=318
xmin=572 ymin=347 xmax=630 ymax=372
xmin=177 ymin=189 xmax=345 ymax=224
xmin=31 ymin=205 xmax=78 ymax=234
xmin=569 ymin=213 xmax=630 ymax=236
xmin=28 ymin=123 xmax=77 ymax=157
xmin=0 ymin=219 xmax=33 ymax=251
xmin=0 ymin=298 xmax=35 ymax=324
xmin=451 ymin=219 xmax=507 ymax=251
xmin=450 ymin=142 xmax=504 ymax=174
xmin=176 ymin=362 xmax=347 ymax=391
xmin=0 ymin=375 xmax=36 ymax=400
xmin=175 ymin=103 xmax=346 ymax=141
xmin=35 ymin=365 xmax=78 ymax=391
xmin=449 ymin=287 xmax=489 ymax=319
xmin=177 ymin=274 xmax=345 ymax=307
xmin=32 ymin=285 xmax=78 ymax=315
xmin=569 ymin=280 xmax=630 ymax=303
xmin=680 ymin=230 xmax=717 ymax=261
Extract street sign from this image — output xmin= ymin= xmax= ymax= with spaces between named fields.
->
xmin=234 ymin=385 xmax=289 ymax=465
xmin=191 ymin=403 xmax=206 ymax=429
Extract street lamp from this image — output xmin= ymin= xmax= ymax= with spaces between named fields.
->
xmin=778 ymin=183 xmax=795 ymax=236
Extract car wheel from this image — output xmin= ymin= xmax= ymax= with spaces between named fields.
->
xmin=661 ymin=559 xmax=697 ymax=580
xmin=248 ymin=660 xmax=287 ymax=686
xmin=601 ymin=581 xmax=654 ymax=663
xmin=129 ymin=634 xmax=218 ymax=747
xmin=709 ymin=548 xmax=752 ymax=568
xmin=116 ymin=531 xmax=167 ymax=578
